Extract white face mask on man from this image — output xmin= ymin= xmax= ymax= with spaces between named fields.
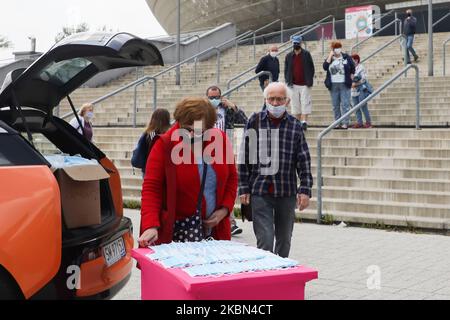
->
xmin=334 ymin=48 xmax=342 ymax=55
xmin=266 ymin=102 xmax=286 ymax=118
xmin=269 ymin=51 xmax=278 ymax=57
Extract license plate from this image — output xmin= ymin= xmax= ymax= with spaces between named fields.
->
xmin=102 ymin=237 xmax=126 ymax=267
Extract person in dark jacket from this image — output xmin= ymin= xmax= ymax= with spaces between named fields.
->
xmin=206 ymin=85 xmax=248 ymax=236
xmin=403 ymin=8 xmax=419 ymax=64
xmin=255 ymin=45 xmax=280 ymax=91
xmin=284 ymin=35 xmax=315 ymax=130
xmin=323 ymin=41 xmax=355 ymax=129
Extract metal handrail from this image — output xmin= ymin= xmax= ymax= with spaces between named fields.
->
xmin=251 ymin=19 xmax=282 ymax=60
xmin=316 ymin=64 xmax=420 ymax=223
xmin=237 ymin=25 xmax=309 ymax=46
xmin=159 ymin=34 xmax=200 ymax=52
xmin=443 ymin=36 xmax=450 ymax=76
xmin=133 ymin=77 xmax=157 ymax=127
xmin=350 ymin=18 xmax=402 ymax=52
xmin=279 ymin=15 xmax=335 ymax=50
xmin=433 ymin=11 xmax=450 ymax=28
xmin=223 ymin=71 xmax=272 ymax=98
xmin=227 ymin=16 xmax=334 ymax=90
xmin=360 ymin=34 xmax=405 ymax=64
xmin=354 ymin=10 xmax=396 ymax=46
xmin=351 ymin=18 xmax=402 ymax=53
xmin=61 ymin=30 xmax=253 ymax=120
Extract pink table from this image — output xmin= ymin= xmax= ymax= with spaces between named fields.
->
xmin=132 ymin=248 xmax=318 ymax=300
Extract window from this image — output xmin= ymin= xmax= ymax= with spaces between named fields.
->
xmin=39 ymin=58 xmax=92 ymax=86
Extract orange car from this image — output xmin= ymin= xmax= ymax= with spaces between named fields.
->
xmin=0 ymin=32 xmax=163 ymax=299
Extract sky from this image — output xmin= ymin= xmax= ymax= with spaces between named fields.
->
xmin=0 ymin=0 xmax=167 ymax=61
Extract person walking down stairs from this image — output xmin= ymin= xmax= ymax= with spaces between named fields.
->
xmin=284 ymin=35 xmax=315 ymax=131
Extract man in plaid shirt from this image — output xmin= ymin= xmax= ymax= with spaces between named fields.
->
xmin=238 ymin=82 xmax=313 ymax=258
xmin=206 ymin=85 xmax=248 ymax=236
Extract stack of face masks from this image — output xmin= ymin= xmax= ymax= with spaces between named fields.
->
xmin=146 ymin=240 xmax=299 ymax=277
xmin=44 ymin=154 xmax=99 ymax=168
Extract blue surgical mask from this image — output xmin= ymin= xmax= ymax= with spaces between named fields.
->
xmin=86 ymin=111 xmax=94 ymax=119
xmin=209 ymin=98 xmax=221 ymax=108
xmin=266 ymin=102 xmax=286 ymax=118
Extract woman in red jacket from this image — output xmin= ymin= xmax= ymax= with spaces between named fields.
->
xmin=138 ymin=97 xmax=238 ymax=246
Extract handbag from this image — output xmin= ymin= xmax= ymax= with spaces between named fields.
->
xmin=240 ymin=114 xmax=260 ymax=222
xmin=241 ymin=202 xmax=253 ymax=222
xmin=172 ymin=161 xmax=208 ymax=242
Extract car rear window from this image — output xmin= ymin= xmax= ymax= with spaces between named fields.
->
xmin=39 ymin=57 xmax=92 ymax=86
xmin=0 ymin=134 xmax=47 ymax=166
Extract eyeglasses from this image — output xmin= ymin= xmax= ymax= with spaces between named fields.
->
xmin=266 ymin=97 xmax=287 ymax=103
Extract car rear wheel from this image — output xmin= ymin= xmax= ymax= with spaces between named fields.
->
xmin=0 ymin=269 xmax=23 ymax=300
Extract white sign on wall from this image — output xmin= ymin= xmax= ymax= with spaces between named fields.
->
xmin=345 ymin=5 xmax=376 ymax=40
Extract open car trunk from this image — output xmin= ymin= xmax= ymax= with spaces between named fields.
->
xmin=0 ymin=109 xmax=121 ymax=244
xmin=0 ymin=32 xmax=164 ymax=246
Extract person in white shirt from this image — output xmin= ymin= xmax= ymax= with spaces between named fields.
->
xmin=69 ymin=103 xmax=95 ymax=142
xmin=323 ymin=41 xmax=355 ymax=130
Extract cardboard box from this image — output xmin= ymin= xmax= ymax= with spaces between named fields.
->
xmin=53 ymin=164 xmax=110 ymax=229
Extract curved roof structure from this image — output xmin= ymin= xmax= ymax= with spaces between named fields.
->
xmin=146 ymin=0 xmax=402 ymax=34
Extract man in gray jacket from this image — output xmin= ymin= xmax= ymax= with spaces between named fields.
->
xmin=403 ymin=8 xmax=419 ymax=64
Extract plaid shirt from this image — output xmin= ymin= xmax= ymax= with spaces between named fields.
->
xmin=220 ymin=103 xmax=248 ymax=130
xmin=238 ymin=109 xmax=313 ymax=198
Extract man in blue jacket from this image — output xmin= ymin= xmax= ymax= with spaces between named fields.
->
xmin=403 ymin=8 xmax=419 ymax=64
xmin=255 ymin=45 xmax=280 ymax=91
xmin=284 ymin=35 xmax=315 ymax=131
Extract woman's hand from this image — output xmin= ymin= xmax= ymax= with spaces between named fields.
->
xmin=239 ymin=194 xmax=250 ymax=205
xmin=203 ymin=207 xmax=229 ymax=229
xmin=327 ymin=50 xmax=334 ymax=62
xmin=138 ymin=228 xmax=159 ymax=247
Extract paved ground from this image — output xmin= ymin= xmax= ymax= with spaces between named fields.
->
xmin=114 ymin=209 xmax=450 ymax=300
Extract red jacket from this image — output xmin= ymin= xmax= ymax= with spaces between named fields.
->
xmin=140 ymin=123 xmax=237 ymax=243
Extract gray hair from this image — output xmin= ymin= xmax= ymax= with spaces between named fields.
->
xmin=263 ymin=82 xmax=292 ymax=100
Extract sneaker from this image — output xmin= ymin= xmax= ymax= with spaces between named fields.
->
xmin=231 ymin=225 xmax=243 ymax=236
xmin=301 ymin=122 xmax=308 ymax=131
xmin=341 ymin=124 xmax=348 ymax=130
xmin=414 ymin=56 xmax=419 ymax=62
xmin=351 ymin=123 xmax=363 ymax=129
xmin=363 ymin=122 xmax=373 ymax=128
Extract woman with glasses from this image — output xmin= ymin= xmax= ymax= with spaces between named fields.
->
xmin=138 ymin=97 xmax=238 ymax=246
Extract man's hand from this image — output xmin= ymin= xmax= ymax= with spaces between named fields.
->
xmin=297 ymin=194 xmax=310 ymax=211
xmin=221 ymin=97 xmax=237 ymax=110
xmin=263 ymin=79 xmax=270 ymax=88
xmin=240 ymin=194 xmax=250 ymax=205
xmin=138 ymin=228 xmax=158 ymax=247
xmin=203 ymin=207 xmax=229 ymax=228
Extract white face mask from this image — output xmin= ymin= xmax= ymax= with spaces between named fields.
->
xmin=266 ymin=102 xmax=286 ymax=118
xmin=209 ymin=98 xmax=221 ymax=108
xmin=334 ymin=48 xmax=342 ymax=55
xmin=86 ymin=111 xmax=94 ymax=120
xmin=270 ymin=51 xmax=278 ymax=57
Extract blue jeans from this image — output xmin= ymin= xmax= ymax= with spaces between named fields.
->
xmin=406 ymin=35 xmax=418 ymax=63
xmin=251 ymin=195 xmax=297 ymax=258
xmin=330 ymin=83 xmax=351 ymax=126
xmin=352 ymin=90 xmax=371 ymax=125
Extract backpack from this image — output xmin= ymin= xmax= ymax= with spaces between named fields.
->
xmin=131 ymin=133 xmax=155 ymax=170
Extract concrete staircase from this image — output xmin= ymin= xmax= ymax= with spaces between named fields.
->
xmin=41 ymin=31 xmax=450 ymax=231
